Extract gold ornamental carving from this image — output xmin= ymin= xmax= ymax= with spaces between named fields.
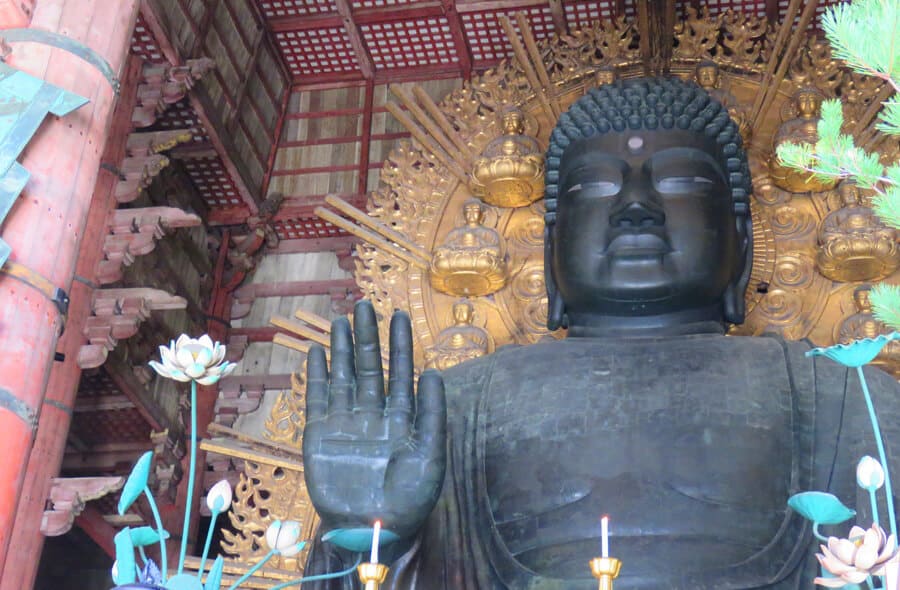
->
xmin=769 ymin=87 xmax=839 ymax=193
xmin=837 ymin=285 xmax=900 ymax=377
xmin=219 ymin=7 xmax=900 ymax=576
xmin=429 ymin=199 xmax=509 ymax=297
xmin=425 ymin=300 xmax=494 ymax=371
xmin=470 ymin=108 xmax=545 ymax=208
xmin=816 ymin=181 xmax=900 ymax=282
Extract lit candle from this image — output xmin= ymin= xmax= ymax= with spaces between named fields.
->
xmin=370 ymin=520 xmax=381 ymax=564
xmin=601 ymin=515 xmax=609 ymax=558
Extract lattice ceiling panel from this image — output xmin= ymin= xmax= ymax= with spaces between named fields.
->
xmin=275 ymin=28 xmax=360 ymax=76
xmin=151 ymin=98 xmax=209 ymax=143
xmin=361 ymin=17 xmax=459 ymax=69
xmin=259 ymin=0 xmax=337 ymax=17
xmin=70 ymin=408 xmax=153 ymax=446
xmin=352 ymin=0 xmax=414 ymax=9
xmin=130 ymin=13 xmax=167 ymax=64
xmin=565 ymin=1 xmax=616 ymax=30
xmin=77 ymin=369 xmax=122 ymax=400
xmin=183 ymin=156 xmax=244 ymax=208
xmin=273 ymin=217 xmax=347 ymax=240
xmin=684 ymin=0 xmax=767 ymax=17
xmin=461 ymin=6 xmax=555 ymax=64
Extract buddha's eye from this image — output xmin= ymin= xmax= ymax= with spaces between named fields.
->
xmin=655 ymin=176 xmax=715 ymax=194
xmin=566 ymin=181 xmax=620 ymax=197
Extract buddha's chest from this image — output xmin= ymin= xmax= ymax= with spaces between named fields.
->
xmin=475 ymin=337 xmax=797 ymax=580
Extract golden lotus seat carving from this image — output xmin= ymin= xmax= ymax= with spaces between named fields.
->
xmin=424 ymin=300 xmax=493 ymax=371
xmin=816 ymin=181 xmax=900 ymax=282
xmin=429 ymin=199 xmax=508 ymax=297
xmin=769 ymin=87 xmax=839 ymax=193
xmin=470 ymin=108 xmax=545 ymax=209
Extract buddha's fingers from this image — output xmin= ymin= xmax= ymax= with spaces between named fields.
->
xmin=413 ymin=370 xmax=447 ymax=461
xmin=354 ymin=301 xmax=386 ymax=411
xmin=306 ymin=344 xmax=329 ymax=423
xmin=329 ymin=316 xmax=355 ymax=413
xmin=387 ymin=311 xmax=415 ymax=439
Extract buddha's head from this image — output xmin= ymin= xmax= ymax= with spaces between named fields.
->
xmin=501 ymin=107 xmax=525 ymax=135
xmin=854 ymin=285 xmax=873 ymax=312
xmin=544 ymin=77 xmax=752 ymax=333
xmin=795 ymin=87 xmax=824 ymax=118
xmin=695 ymin=60 xmax=720 ymax=90
xmin=463 ymin=198 xmax=485 ymax=226
xmin=839 ymin=179 xmax=861 ymax=208
xmin=452 ymin=299 xmax=475 ymax=325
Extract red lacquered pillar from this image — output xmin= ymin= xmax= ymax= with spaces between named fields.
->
xmin=0 ymin=0 xmax=139 ymax=580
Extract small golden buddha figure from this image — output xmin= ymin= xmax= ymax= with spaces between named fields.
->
xmin=694 ymin=61 xmax=751 ymax=142
xmin=816 ymin=180 xmax=900 ymax=282
xmin=470 ymin=107 xmax=545 ymax=208
xmin=769 ymin=87 xmax=839 ymax=193
xmin=424 ymin=300 xmax=493 ymax=371
xmin=839 ymin=285 xmax=900 ymax=376
xmin=429 ymin=199 xmax=508 ymax=297
xmin=593 ymin=66 xmax=617 ymax=88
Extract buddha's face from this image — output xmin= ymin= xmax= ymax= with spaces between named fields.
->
xmin=840 ymin=183 xmax=860 ymax=207
xmin=463 ymin=201 xmax=484 ymax=225
xmin=855 ymin=288 xmax=872 ymax=311
xmin=696 ymin=64 xmax=718 ymax=89
xmin=552 ymin=129 xmax=746 ymax=319
xmin=796 ymin=91 xmax=822 ymax=117
xmin=453 ymin=302 xmax=473 ymax=324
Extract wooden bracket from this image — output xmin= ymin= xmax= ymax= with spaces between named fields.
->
xmin=41 ymin=476 xmax=124 ymax=537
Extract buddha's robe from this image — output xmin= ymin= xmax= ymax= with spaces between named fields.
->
xmin=306 ymin=334 xmax=900 ymax=589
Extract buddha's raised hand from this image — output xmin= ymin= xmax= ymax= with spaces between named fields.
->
xmin=302 ymin=300 xmax=447 ymax=541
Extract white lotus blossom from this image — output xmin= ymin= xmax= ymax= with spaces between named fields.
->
xmin=149 ymin=334 xmax=236 ymax=385
xmin=206 ymin=479 xmax=233 ymax=513
xmin=816 ymin=524 xmax=899 ymax=587
xmin=857 ymin=456 xmax=886 ymax=491
xmin=266 ymin=520 xmax=304 ymax=556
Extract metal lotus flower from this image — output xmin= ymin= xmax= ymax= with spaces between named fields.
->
xmin=815 ymin=524 xmax=899 ymax=587
xmin=858 ymin=456 xmax=886 ymax=491
xmin=206 ymin=479 xmax=233 ymax=513
xmin=806 ymin=332 xmax=900 ymax=367
xmin=266 ymin=519 xmax=305 ymax=556
xmin=149 ymin=334 xmax=236 ymax=385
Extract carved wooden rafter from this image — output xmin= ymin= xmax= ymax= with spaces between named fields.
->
xmin=98 ymin=206 xmax=202 ymax=285
xmin=221 ymin=193 xmax=285 ymax=293
xmin=77 ymin=288 xmax=187 ymax=369
xmin=131 ymin=58 xmax=215 ymax=129
xmin=40 ymin=476 xmax=124 ymax=537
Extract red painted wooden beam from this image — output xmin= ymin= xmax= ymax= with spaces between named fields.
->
xmin=357 ymin=80 xmax=375 ymax=194
xmin=0 ymin=6 xmax=140 ymax=584
xmin=442 ymin=0 xmax=474 ymax=79
xmin=268 ymin=236 xmax=359 ymax=255
xmin=208 ymin=193 xmax=368 ymax=225
xmin=75 ymin=505 xmax=118 ymax=559
xmin=334 ymin=0 xmax=375 ymax=80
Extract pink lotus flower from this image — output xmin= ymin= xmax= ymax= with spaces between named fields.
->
xmin=816 ymin=524 xmax=899 ymax=587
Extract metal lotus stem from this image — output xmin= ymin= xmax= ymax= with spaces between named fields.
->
xmin=357 ymin=562 xmax=389 ymax=590
xmin=590 ymin=557 xmax=622 ymax=590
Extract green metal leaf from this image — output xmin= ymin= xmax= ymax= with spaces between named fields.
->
xmin=129 ymin=526 xmax=170 ymax=547
xmin=788 ymin=491 xmax=856 ymax=525
xmin=113 ymin=528 xmax=137 ymax=585
xmin=164 ymin=573 xmax=203 ymax=590
xmin=119 ymin=452 xmax=153 ymax=515
xmin=204 ymin=556 xmax=224 ymax=590
xmin=321 ymin=527 xmax=401 ymax=553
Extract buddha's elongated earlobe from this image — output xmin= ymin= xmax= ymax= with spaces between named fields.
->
xmin=724 ymin=215 xmax=753 ymax=324
xmin=544 ymin=225 xmax=566 ymax=330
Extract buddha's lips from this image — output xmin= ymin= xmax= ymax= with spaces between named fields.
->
xmin=606 ymin=231 xmax=671 ymax=256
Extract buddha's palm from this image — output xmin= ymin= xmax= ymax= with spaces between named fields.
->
xmin=303 ymin=301 xmax=447 ymax=540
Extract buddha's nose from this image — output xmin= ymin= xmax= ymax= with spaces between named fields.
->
xmin=609 ymin=196 xmax=666 ymax=228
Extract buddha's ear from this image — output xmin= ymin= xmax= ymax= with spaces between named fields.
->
xmin=724 ymin=214 xmax=752 ymax=325
xmin=544 ymin=224 xmax=566 ymax=331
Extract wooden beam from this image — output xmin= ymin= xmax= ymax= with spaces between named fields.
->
xmin=280 ymin=131 xmax=408 ymax=149
xmin=766 ymin=0 xmax=780 ymax=23
xmin=189 ymin=0 xmax=218 ymax=58
xmin=104 ymin=354 xmax=178 ymax=436
xmin=268 ymin=12 xmax=342 ymax=32
xmin=262 ymin=87 xmax=291 ymax=198
xmin=267 ymin=235 xmax=359 ymax=255
xmin=75 ymin=505 xmax=118 ymax=558
xmin=334 ymin=0 xmax=375 ymax=80
xmin=358 ymin=80 xmax=375 ymax=195
xmin=234 ymin=278 xmax=358 ymax=302
xmin=456 ymin=0 xmax=547 ymax=12
xmin=441 ymin=0 xmax=473 ymax=79
xmin=217 ymin=373 xmax=294 ymax=390
xmin=547 ymin=0 xmax=567 ymax=36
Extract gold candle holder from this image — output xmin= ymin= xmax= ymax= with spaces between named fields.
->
xmin=357 ymin=562 xmax=389 ymax=590
xmin=589 ymin=556 xmax=622 ymax=590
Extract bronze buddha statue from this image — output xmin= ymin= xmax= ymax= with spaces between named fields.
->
xmin=301 ymin=78 xmax=900 ymax=589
